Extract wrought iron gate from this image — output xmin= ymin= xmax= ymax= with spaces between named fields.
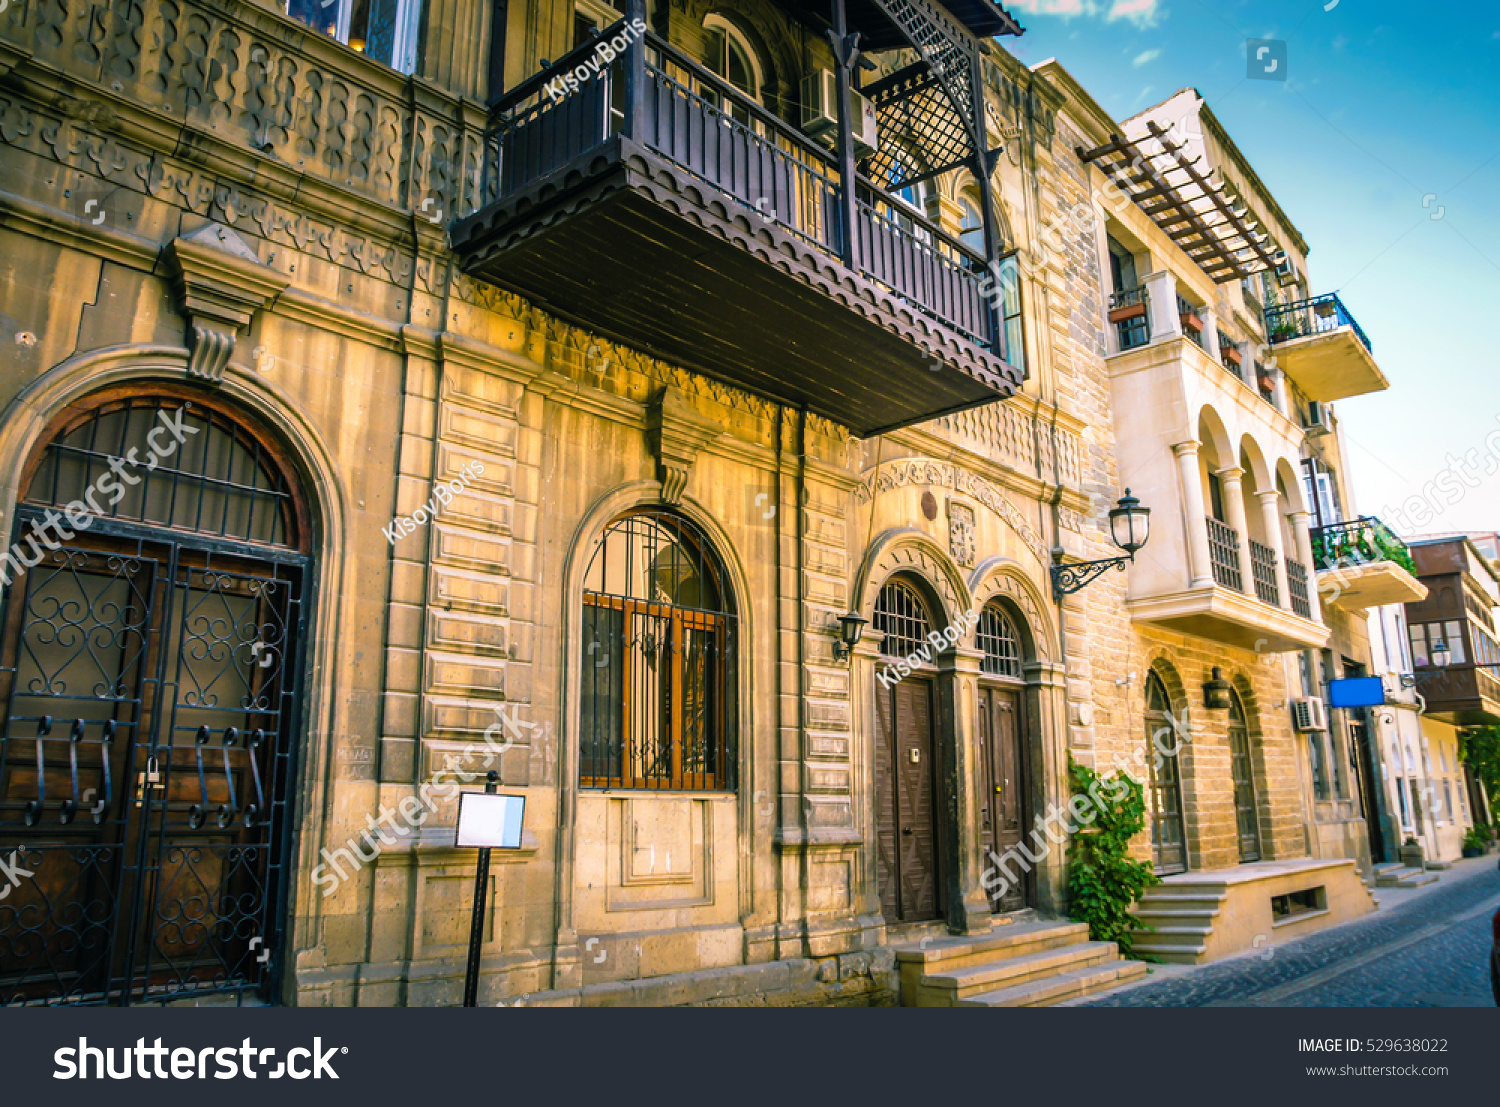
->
xmin=0 ymin=514 xmax=306 ymax=1005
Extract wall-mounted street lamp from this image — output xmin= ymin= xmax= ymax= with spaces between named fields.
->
xmin=1203 ymin=667 xmax=1232 ymax=711
xmin=1051 ymin=490 xmax=1152 ymax=602
xmin=833 ymin=611 xmax=868 ymax=662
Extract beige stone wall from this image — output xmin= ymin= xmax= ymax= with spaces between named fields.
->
xmin=0 ymin=0 xmax=1357 ymax=1007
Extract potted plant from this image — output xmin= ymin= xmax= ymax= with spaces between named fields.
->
xmin=1222 ymin=345 xmax=1243 ymax=367
xmin=1399 ymin=836 xmax=1425 ymax=870
xmin=1269 ymin=321 xmax=1298 ymax=342
xmin=1462 ymin=826 xmax=1488 ymax=858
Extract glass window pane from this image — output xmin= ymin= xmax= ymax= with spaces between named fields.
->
xmin=1444 ymin=621 xmax=1467 ymax=664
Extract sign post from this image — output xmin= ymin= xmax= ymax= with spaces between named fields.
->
xmin=456 ymin=770 xmax=526 ymax=1007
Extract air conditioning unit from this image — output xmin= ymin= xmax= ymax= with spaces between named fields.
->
xmin=801 ymin=70 xmax=879 ymax=159
xmin=1291 ymin=696 xmax=1328 ymax=732
xmin=1303 ymin=401 xmax=1332 ymax=437
xmin=1274 ymin=251 xmax=1299 ymax=287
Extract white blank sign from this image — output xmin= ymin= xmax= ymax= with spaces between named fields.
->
xmin=455 ymin=792 xmax=526 ymax=849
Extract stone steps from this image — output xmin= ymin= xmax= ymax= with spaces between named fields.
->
xmin=958 ymin=958 xmax=1150 ymax=1007
xmin=894 ymin=918 xmax=1147 ymax=1007
xmin=1129 ymin=886 xmax=1228 ymax=964
xmin=1374 ymin=864 xmax=1439 ymax=888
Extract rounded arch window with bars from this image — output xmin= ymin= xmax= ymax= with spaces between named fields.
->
xmin=579 ymin=509 xmax=738 ymax=791
xmin=872 ymin=577 xmax=933 ymax=659
xmin=977 ymin=602 xmax=1022 ymax=678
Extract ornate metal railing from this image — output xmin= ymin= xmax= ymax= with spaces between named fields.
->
xmin=1206 ymin=517 xmax=1243 ymax=592
xmin=1265 ymin=293 xmax=1372 ymax=353
xmin=485 ymin=25 xmax=993 ymax=348
xmin=1249 ymin=538 xmax=1280 ymax=606
xmin=1109 ymin=285 xmax=1150 ymax=351
xmin=1287 ymin=558 xmax=1311 ymax=618
xmin=1310 ymin=516 xmax=1416 ymax=575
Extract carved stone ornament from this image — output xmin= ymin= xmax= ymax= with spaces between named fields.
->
xmin=161 ymin=224 xmax=289 ymax=385
xmin=646 ymin=386 xmax=723 ymax=504
xmin=948 ymin=500 xmax=977 ymax=568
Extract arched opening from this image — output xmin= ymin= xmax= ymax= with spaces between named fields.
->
xmin=579 ymin=508 xmax=738 ymax=791
xmin=0 ymin=383 xmax=313 ymax=1006
xmin=975 ymin=597 xmax=1033 ymax=911
xmin=702 ymin=13 xmax=765 ymax=126
xmin=1146 ymin=669 xmax=1188 ymax=874
xmin=1227 ymin=686 xmax=1262 ymax=862
xmin=871 ymin=574 xmax=945 ymax=922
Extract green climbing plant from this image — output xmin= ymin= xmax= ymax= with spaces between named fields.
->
xmin=1066 ymin=759 xmax=1161 ymax=958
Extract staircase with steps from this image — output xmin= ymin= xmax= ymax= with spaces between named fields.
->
xmin=894 ymin=917 xmax=1149 ymax=1007
xmin=1129 ymin=888 xmax=1230 ymax=963
xmin=1373 ymin=862 xmax=1439 ymax=888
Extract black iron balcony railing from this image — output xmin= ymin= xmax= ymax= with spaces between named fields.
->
xmin=1206 ymin=517 xmax=1243 ymax=592
xmin=1249 ymin=539 xmax=1280 ymax=606
xmin=1176 ymin=294 xmax=1205 ymax=349
xmin=1286 ymin=557 xmax=1311 ymax=618
xmin=1310 ymin=516 xmax=1416 ymax=576
xmin=1218 ymin=332 xmax=1244 ymax=380
xmin=1109 ymin=285 xmax=1150 ymax=351
xmin=483 ymin=25 xmax=992 ymax=347
xmin=1264 ymin=293 xmax=1372 ymax=353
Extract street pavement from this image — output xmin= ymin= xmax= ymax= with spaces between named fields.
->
xmin=1075 ymin=855 xmax=1500 ymax=1007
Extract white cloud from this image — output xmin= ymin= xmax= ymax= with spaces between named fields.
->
xmin=1007 ymin=0 xmax=1161 ymax=27
xmin=1108 ymin=0 xmax=1161 ymax=26
xmin=1132 ymin=48 xmax=1161 ymax=66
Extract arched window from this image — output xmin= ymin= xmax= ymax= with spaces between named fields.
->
xmin=1145 ymin=671 xmax=1187 ymax=875
xmin=23 ymin=394 xmax=300 ymax=547
xmin=977 ymin=601 xmax=1022 ymax=678
xmin=703 ymin=14 xmax=763 ymax=125
xmin=958 ymin=192 xmax=984 ymax=253
xmin=580 ymin=510 xmax=737 ymax=790
xmin=872 ymin=577 xmax=933 ymax=659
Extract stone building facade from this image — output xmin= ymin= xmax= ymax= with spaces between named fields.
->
xmin=0 ymin=0 xmax=1408 ymax=1004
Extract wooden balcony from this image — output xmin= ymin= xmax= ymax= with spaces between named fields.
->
xmin=1416 ymin=664 xmax=1500 ymax=726
xmin=450 ymin=25 xmax=1021 ymax=436
xmin=1264 ymin=294 xmax=1387 ymax=403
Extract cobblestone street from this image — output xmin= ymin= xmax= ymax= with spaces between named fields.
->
xmin=1076 ymin=857 xmax=1500 ymax=1007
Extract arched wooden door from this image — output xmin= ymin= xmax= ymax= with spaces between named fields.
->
xmin=975 ymin=601 xmax=1029 ymax=912
xmin=871 ymin=577 xmax=943 ymax=923
xmin=1227 ymin=689 xmax=1262 ymax=863
xmin=0 ymin=387 xmax=311 ymax=1005
xmin=1146 ymin=672 xmax=1187 ymax=875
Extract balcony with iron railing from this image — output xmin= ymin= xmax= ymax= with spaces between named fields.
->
xmin=1263 ymin=293 xmax=1387 ymax=402
xmin=1125 ymin=509 xmax=1326 ymax=653
xmin=450 ymin=18 xmax=1021 ymax=436
xmin=1310 ymin=516 xmax=1427 ymax=610
xmin=1108 ymin=285 xmax=1151 ymax=351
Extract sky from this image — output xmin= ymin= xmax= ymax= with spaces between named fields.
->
xmin=997 ymin=0 xmax=1500 ymax=539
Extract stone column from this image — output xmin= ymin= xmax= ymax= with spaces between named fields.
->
xmin=1143 ymin=270 xmax=1181 ymax=344
xmin=938 ymin=644 xmax=991 ymax=934
xmin=1216 ymin=465 xmax=1251 ymax=592
xmin=1258 ymin=490 xmax=1292 ymax=610
xmin=1173 ymin=440 xmax=1214 ymax=588
xmin=1288 ymin=509 xmax=1322 ymax=622
xmin=1202 ymin=306 xmax=1222 ymax=362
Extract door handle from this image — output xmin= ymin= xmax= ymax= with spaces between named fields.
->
xmin=901 ymin=827 xmax=913 ymax=836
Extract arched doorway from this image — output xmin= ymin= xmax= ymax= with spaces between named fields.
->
xmin=1145 ymin=671 xmax=1187 ymax=875
xmin=975 ymin=599 xmax=1030 ymax=912
xmin=1227 ymin=688 xmax=1262 ymax=863
xmin=0 ymin=385 xmax=312 ymax=1005
xmin=871 ymin=576 xmax=944 ymax=922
